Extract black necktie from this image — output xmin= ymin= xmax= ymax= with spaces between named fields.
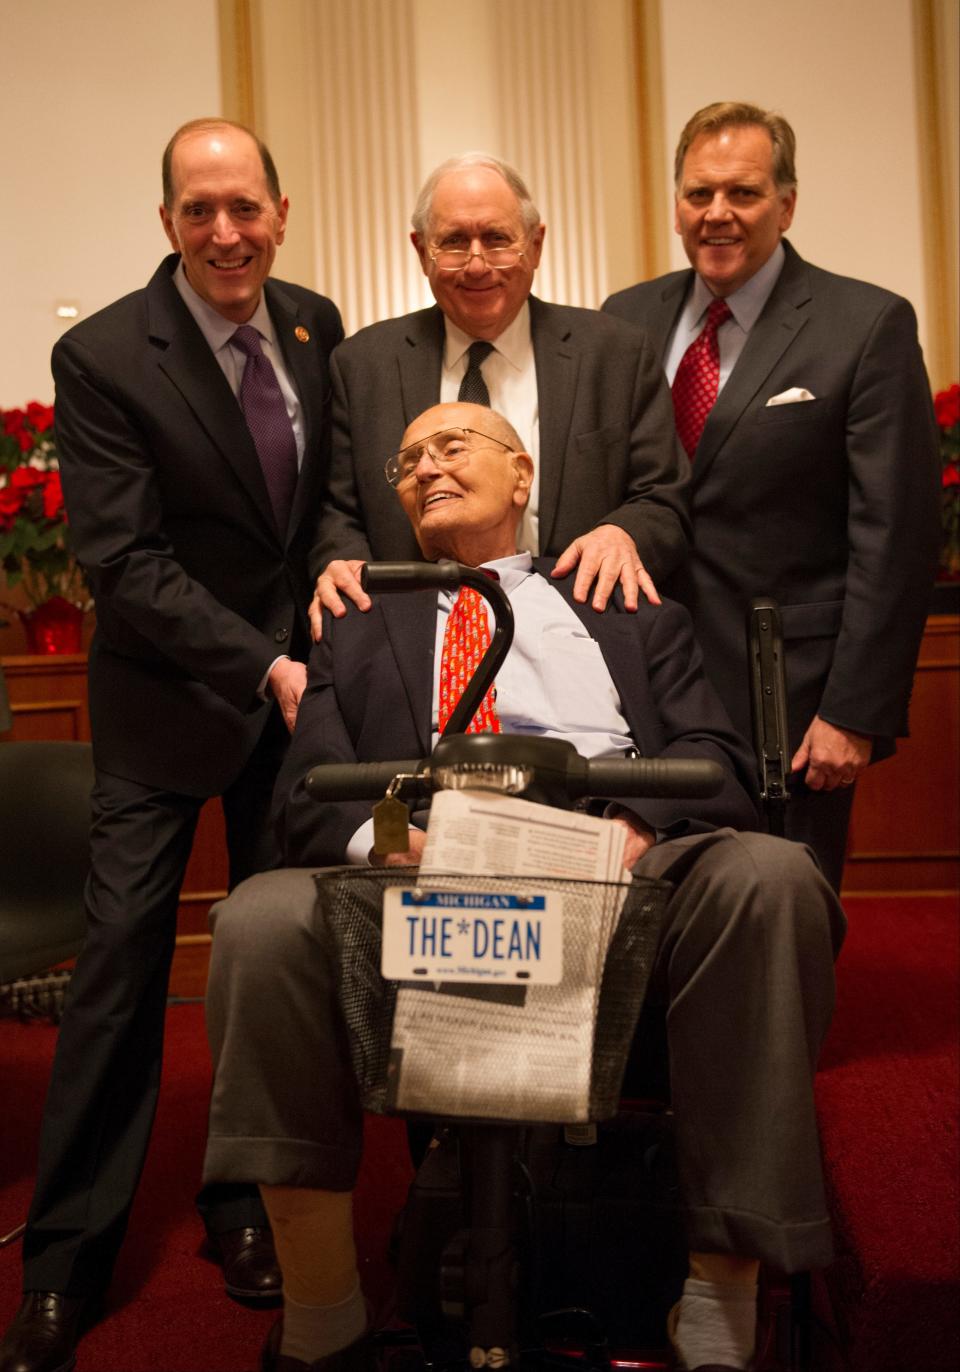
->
xmin=231 ymin=325 xmax=298 ymax=534
xmin=458 ymin=340 xmax=495 ymax=406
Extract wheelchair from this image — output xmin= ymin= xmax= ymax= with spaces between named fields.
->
xmin=305 ymin=563 xmax=807 ymax=1372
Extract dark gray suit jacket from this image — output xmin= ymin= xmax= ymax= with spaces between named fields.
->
xmin=53 ymin=254 xmax=343 ymax=796
xmin=312 ymin=297 xmax=691 ymax=582
xmin=603 ymin=241 xmax=940 ymax=756
xmin=275 ymin=564 xmax=760 ymax=867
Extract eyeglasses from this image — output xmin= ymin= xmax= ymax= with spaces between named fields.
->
xmin=427 ymin=244 xmax=527 ymax=272
xmin=384 ymin=427 xmax=514 ymax=488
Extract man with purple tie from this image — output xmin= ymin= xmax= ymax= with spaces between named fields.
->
xmin=0 ymin=119 xmax=343 ymax=1372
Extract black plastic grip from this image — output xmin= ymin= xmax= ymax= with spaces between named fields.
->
xmin=361 ymin=560 xmax=462 ymax=592
xmin=581 ymin=757 xmax=724 ymax=799
xmin=304 ymin=760 xmax=427 ymax=801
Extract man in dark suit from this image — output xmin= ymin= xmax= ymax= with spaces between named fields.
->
xmin=202 ymin=402 xmax=843 ymax=1372
xmin=310 ymin=152 xmax=690 ymax=634
xmin=0 ymin=119 xmax=343 ymax=1372
xmin=603 ymin=101 xmax=941 ymax=891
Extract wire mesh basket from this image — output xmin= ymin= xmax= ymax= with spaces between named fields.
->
xmin=313 ymin=867 xmax=671 ymax=1124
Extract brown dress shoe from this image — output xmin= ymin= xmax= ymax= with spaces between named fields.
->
xmin=0 ymin=1292 xmax=87 ymax=1372
xmin=260 ymin=1318 xmax=373 ymax=1372
xmin=207 ymin=1226 xmax=283 ymax=1302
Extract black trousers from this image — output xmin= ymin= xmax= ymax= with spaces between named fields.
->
xmin=22 ymin=707 xmax=288 ymax=1298
xmin=782 ymin=779 xmax=857 ymax=895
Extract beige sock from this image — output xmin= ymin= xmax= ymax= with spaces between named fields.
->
xmin=259 ymin=1185 xmax=358 ymax=1306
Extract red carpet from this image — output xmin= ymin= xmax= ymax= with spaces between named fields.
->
xmin=1 ymin=893 xmax=957 ymax=1371
xmin=0 ymin=1003 xmax=412 ymax=1370
xmin=815 ymin=894 xmax=960 ymax=1372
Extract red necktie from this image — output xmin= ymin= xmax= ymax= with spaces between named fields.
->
xmin=438 ymin=587 xmax=502 ymax=734
xmin=671 ymin=298 xmax=732 ymax=458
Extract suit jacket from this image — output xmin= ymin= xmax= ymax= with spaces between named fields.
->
xmin=312 ymin=297 xmax=691 ymax=582
xmin=275 ymin=563 xmax=760 ymax=867
xmin=53 ymin=254 xmax=344 ymax=796
xmin=603 ymin=241 xmax=941 ymax=754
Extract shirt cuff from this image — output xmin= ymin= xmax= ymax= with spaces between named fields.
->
xmin=346 ymin=819 xmax=377 ymax=866
xmin=258 ymin=654 xmax=289 ymax=701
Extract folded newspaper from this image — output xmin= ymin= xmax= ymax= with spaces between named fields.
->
xmin=383 ymin=788 xmax=632 ymax=1122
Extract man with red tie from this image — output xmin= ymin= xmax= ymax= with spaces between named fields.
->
xmin=604 ymin=101 xmax=941 ymax=889
xmin=201 ymin=401 xmax=844 ymax=1372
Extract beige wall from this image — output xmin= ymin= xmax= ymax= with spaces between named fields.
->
xmin=2 ymin=0 xmax=956 ymax=404
xmin=655 ymin=0 xmax=931 ymax=359
xmin=0 ymin=0 xmax=220 ymax=406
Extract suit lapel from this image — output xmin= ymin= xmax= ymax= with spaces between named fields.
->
xmin=397 ymin=308 xmax=445 ymax=426
xmin=695 ymin=244 xmax=812 ymax=480
xmin=530 ymin=298 xmax=579 ymax=551
xmin=380 ymin=593 xmax=436 ymax=754
xmin=146 ymin=260 xmax=277 ymax=541
xmin=645 ymin=271 xmax=691 ymax=360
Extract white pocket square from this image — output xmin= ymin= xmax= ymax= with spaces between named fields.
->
xmin=766 ymin=387 xmax=817 ymax=406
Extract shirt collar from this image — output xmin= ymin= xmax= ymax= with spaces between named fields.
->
xmin=689 ymin=239 xmax=786 ymax=333
xmin=439 ymin=551 xmax=533 ymax=603
xmin=479 ymin=550 xmax=533 ymax=594
xmin=172 ymin=257 xmax=276 ymax=352
xmin=443 ymin=299 xmax=532 ymax=373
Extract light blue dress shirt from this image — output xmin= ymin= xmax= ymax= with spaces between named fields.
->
xmin=347 ymin=553 xmax=635 ymax=863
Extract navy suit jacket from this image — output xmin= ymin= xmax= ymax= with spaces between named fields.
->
xmin=53 ymin=255 xmax=343 ymax=795
xmin=275 ymin=563 xmax=759 ymax=867
xmin=312 ymin=297 xmax=691 ymax=583
xmin=603 ymin=241 xmax=941 ymax=756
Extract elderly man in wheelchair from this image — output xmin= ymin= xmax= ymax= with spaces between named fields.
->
xmin=202 ymin=402 xmax=844 ymax=1372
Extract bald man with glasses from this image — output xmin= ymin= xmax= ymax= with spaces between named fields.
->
xmin=203 ymin=400 xmax=843 ymax=1372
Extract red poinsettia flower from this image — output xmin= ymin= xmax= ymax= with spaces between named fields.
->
xmin=10 ymin=466 xmax=46 ymax=495
xmin=0 ymin=483 xmax=23 ymax=530
xmin=43 ymin=470 xmax=65 ymax=519
xmin=0 ymin=400 xmax=87 ymax=609
xmin=943 ymin=464 xmax=960 ymax=489
xmin=26 ymin=401 xmax=55 ymax=433
xmin=934 ymin=384 xmax=960 ymax=430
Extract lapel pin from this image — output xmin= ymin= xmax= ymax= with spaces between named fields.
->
xmin=295 ymin=326 xmax=310 ymax=343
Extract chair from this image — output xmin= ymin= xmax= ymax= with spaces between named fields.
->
xmin=0 ymin=741 xmax=93 ymax=986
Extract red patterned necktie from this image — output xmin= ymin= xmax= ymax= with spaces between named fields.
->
xmin=671 ymin=298 xmax=732 ymax=458
xmin=438 ymin=586 xmax=502 ymax=734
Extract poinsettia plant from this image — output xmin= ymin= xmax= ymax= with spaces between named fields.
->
xmin=936 ymin=383 xmax=960 ymax=580
xmin=0 ymin=402 xmax=88 ymax=609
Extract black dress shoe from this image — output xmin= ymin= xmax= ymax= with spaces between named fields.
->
xmin=0 ymin=1292 xmax=88 ymax=1372
xmin=260 ymin=1318 xmax=372 ymax=1372
xmin=207 ymin=1226 xmax=283 ymax=1302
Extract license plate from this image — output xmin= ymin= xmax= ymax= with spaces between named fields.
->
xmin=382 ymin=888 xmax=562 ymax=985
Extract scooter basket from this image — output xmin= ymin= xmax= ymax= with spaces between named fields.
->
xmin=312 ymin=867 xmax=671 ymax=1124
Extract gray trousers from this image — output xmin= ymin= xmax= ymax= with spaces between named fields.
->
xmin=203 ymin=829 xmax=845 ymax=1273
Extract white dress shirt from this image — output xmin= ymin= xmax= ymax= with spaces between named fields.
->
xmin=440 ymin=303 xmax=540 ymax=553
xmin=663 ymin=241 xmax=786 ymax=393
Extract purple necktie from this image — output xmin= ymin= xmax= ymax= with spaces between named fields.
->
xmin=231 ymin=325 xmax=298 ymax=534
